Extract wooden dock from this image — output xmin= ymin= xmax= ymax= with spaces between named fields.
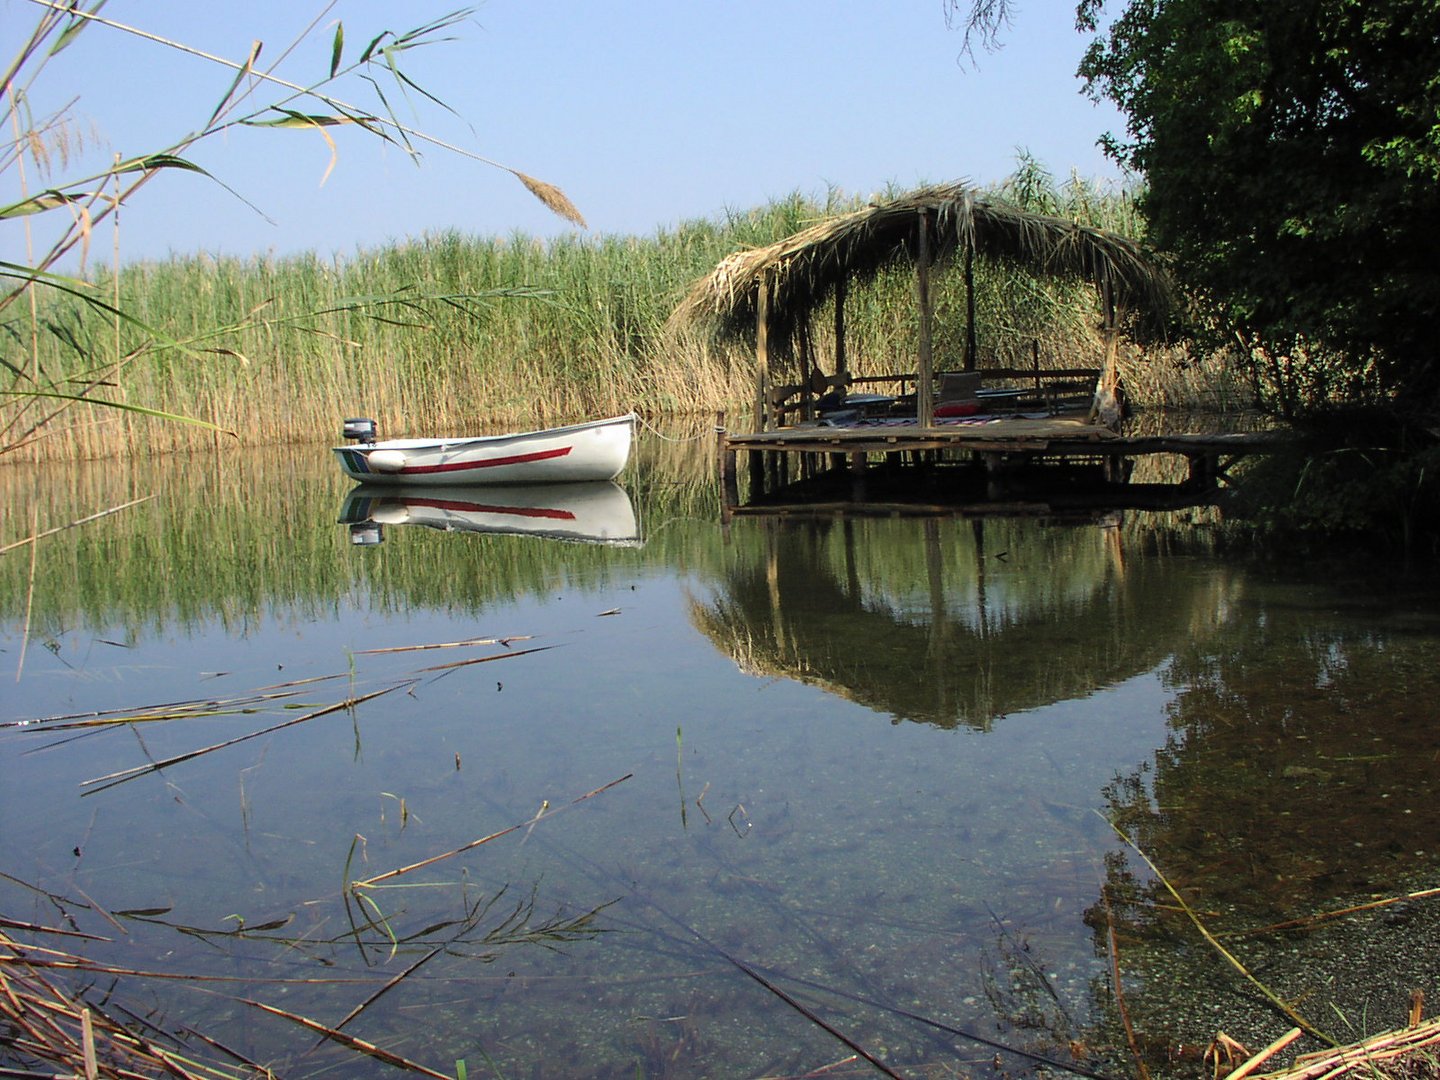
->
xmin=719 ymin=414 xmax=1288 ymax=507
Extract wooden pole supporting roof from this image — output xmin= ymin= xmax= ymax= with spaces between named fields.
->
xmin=915 ymin=207 xmax=935 ymax=426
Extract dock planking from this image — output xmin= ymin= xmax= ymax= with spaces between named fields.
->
xmin=718 ymin=415 xmax=1289 ymax=504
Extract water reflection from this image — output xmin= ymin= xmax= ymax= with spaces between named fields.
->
xmin=1084 ymin=573 xmax=1440 ymax=1069
xmin=339 ymin=481 xmax=643 ymax=547
xmin=692 ymin=516 xmax=1239 ymax=729
xmin=1 ymin=442 xmax=1438 ymax=1079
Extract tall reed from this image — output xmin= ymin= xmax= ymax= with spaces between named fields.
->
xmin=2 ymin=173 xmax=1228 ymax=463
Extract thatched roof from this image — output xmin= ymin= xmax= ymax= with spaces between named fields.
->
xmin=670 ymin=181 xmax=1176 ymax=349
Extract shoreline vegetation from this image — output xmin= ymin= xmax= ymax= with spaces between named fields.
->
xmin=0 ymin=174 xmax=1246 ymax=465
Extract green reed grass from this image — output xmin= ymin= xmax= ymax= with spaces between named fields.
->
xmin=1 ymin=172 xmax=1218 ymax=462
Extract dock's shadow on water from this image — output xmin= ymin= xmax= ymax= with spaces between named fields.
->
xmin=2 ymin=439 xmax=1438 ymax=1078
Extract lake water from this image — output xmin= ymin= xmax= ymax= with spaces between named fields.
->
xmin=2 ymin=431 xmax=1438 ymax=1079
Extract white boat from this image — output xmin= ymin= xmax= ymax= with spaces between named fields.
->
xmin=340 ymin=481 xmax=641 ymax=547
xmin=333 ymin=414 xmax=636 ymax=486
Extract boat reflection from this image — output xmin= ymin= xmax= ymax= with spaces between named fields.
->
xmin=338 ymin=481 xmax=642 ymax=547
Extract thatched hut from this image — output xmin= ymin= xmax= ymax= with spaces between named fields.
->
xmin=670 ymin=181 xmax=1176 ymax=430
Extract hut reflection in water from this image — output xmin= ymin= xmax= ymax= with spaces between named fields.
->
xmin=691 ymin=514 xmax=1232 ymax=730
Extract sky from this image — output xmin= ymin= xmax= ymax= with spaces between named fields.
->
xmin=4 ymin=0 xmax=1134 ymax=267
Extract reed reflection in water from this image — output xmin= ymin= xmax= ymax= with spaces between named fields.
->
xmin=1 ymin=438 xmax=1437 ymax=1079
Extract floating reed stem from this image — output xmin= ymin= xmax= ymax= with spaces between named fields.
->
xmin=354 ymin=634 xmax=533 ymax=655
xmin=79 ymin=682 xmax=410 ymax=793
xmin=241 ymin=996 xmax=455 ymax=1079
xmin=417 ymin=644 xmax=554 ymax=673
xmin=351 ymin=773 xmax=632 ymax=888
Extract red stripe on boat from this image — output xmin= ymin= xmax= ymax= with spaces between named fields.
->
xmin=399 ymin=446 xmax=572 ymax=475
xmin=403 ymin=497 xmax=577 ymax=521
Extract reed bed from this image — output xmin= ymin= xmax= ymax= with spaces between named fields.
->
xmin=1 ymin=174 xmax=1230 ymax=463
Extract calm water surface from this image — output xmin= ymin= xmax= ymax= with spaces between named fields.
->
xmin=2 ymin=435 xmax=1437 ymax=1079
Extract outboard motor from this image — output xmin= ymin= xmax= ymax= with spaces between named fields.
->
xmin=342 ymin=417 xmax=377 ymax=444
xmin=348 ymin=522 xmax=384 ymax=546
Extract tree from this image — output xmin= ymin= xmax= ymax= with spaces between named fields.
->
xmin=1073 ymin=0 xmax=1440 ymax=418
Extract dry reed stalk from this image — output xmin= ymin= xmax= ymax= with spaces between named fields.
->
xmin=1 ymin=675 xmax=346 ymax=730
xmin=1247 ymin=1017 xmax=1440 ymax=1080
xmin=0 ymin=927 xmax=224 ymax=1080
xmin=1225 ymin=886 xmax=1440 ymax=939
xmin=13 ymin=691 xmax=313 ymax=731
xmin=0 ymin=495 xmax=157 ymax=555
xmin=0 ymin=917 xmax=109 ymax=942
xmin=323 ymin=944 xmax=445 ymax=1039
xmin=81 ymin=1006 xmax=99 ymax=1079
xmin=1101 ymin=814 xmax=1330 ymax=1043
xmin=1223 ymin=1028 xmax=1303 ymax=1080
xmin=778 ymin=1054 xmax=861 ymax=1078
xmin=1102 ymin=886 xmax=1150 ymax=1080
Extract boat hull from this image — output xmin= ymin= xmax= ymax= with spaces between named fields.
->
xmin=332 ymin=414 xmax=635 ymax=486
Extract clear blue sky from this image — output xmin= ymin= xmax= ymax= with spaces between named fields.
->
xmin=5 ymin=0 xmax=1132 ymax=267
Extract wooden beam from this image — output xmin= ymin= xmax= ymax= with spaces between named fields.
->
xmin=916 ymin=209 xmax=935 ymax=426
xmin=834 ymin=277 xmax=848 ymax=380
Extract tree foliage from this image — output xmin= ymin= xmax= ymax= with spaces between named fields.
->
xmin=1075 ymin=0 xmax=1440 ymax=416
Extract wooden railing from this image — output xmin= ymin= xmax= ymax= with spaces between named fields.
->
xmin=765 ymin=366 xmax=1102 ymax=427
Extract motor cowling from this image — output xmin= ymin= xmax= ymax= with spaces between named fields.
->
xmin=342 ymin=417 xmax=377 ymax=443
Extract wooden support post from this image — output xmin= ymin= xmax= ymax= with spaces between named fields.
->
xmin=916 ymin=208 xmax=936 ymax=427
xmin=848 ymin=451 xmax=869 ymax=500
xmin=982 ymin=451 xmax=1005 ymax=499
xmin=716 ymin=411 xmax=739 ymax=508
xmin=755 ymin=278 xmax=771 ymax=433
xmin=834 ymin=277 xmax=848 ymax=382
xmin=1186 ymin=453 xmax=1216 ymax=490
xmin=1090 ymin=278 xmax=1124 ymax=428
xmin=964 ymin=245 xmax=977 ymax=372
xmin=796 ymin=320 xmax=814 ymax=424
